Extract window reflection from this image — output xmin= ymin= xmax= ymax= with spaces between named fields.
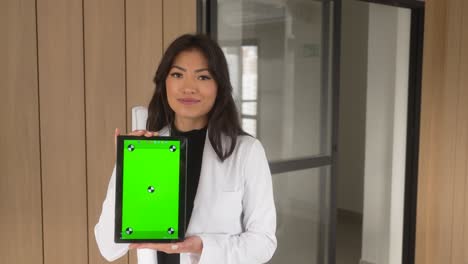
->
xmin=222 ymin=45 xmax=259 ymax=137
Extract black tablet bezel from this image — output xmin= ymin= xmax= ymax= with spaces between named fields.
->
xmin=114 ymin=135 xmax=187 ymax=243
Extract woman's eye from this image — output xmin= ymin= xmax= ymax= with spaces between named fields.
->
xmin=170 ymin=72 xmax=183 ymax=78
xmin=198 ymin=75 xmax=212 ymax=80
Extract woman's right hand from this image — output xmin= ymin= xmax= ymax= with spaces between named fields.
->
xmin=114 ymin=128 xmax=159 ymax=149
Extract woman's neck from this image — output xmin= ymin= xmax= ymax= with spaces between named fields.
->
xmin=174 ymin=117 xmax=207 ymax=132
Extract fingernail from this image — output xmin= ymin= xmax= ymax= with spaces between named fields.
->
xmin=171 ymin=245 xmax=179 ymax=250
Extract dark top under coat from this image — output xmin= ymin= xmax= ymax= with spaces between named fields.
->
xmin=157 ymin=126 xmax=207 ymax=264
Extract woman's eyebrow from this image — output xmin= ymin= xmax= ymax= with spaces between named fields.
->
xmin=194 ymin=68 xmax=210 ymax=73
xmin=171 ymin=65 xmax=210 ymax=73
xmin=171 ymin=65 xmax=186 ymax=72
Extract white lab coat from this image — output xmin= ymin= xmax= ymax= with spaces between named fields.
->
xmin=94 ymin=126 xmax=277 ymax=263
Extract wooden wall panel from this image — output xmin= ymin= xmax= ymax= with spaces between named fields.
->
xmin=36 ymin=0 xmax=88 ymax=263
xmin=451 ymin=0 xmax=468 ymax=259
xmin=443 ymin=0 xmax=464 ymax=262
xmin=416 ymin=0 xmax=444 ymax=262
xmin=415 ymin=1 xmax=446 ymax=261
xmin=0 ymin=0 xmax=43 ymax=263
xmin=163 ymin=0 xmax=197 ymax=50
xmin=126 ymin=0 xmax=164 ymax=132
xmin=459 ymin=2 xmax=468 ymax=263
xmin=416 ymin=0 xmax=468 ymax=263
xmin=2 ymin=1 xmax=196 ymax=262
xmin=431 ymin=0 xmax=463 ymax=262
xmin=84 ymin=1 xmax=128 ymax=264
xmin=126 ymin=1 xmax=163 ymax=263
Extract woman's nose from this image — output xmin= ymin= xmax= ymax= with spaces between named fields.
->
xmin=182 ymin=78 xmax=197 ymax=94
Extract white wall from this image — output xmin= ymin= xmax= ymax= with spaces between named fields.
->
xmin=360 ymin=4 xmax=410 ymax=264
xmin=337 ymin=0 xmax=369 ymax=214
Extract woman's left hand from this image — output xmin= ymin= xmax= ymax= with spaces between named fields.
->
xmin=129 ymin=236 xmax=203 ymax=254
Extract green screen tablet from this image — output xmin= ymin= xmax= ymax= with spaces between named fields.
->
xmin=115 ymin=135 xmax=187 ymax=243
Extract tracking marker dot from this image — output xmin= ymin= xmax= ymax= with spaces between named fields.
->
xmin=125 ymin=227 xmax=133 ymax=235
xmin=167 ymin=227 xmax=175 ymax=234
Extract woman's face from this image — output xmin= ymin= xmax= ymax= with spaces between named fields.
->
xmin=166 ymin=49 xmax=218 ymax=130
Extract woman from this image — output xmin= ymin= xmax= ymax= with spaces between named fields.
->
xmin=95 ymin=34 xmax=277 ymax=264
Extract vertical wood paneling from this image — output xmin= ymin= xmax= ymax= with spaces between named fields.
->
xmin=126 ymin=0 xmax=163 ymax=132
xmin=0 ymin=0 xmax=43 ymax=263
xmin=36 ymin=0 xmax=88 ymax=263
xmin=451 ymin=0 xmax=468 ymax=260
xmin=416 ymin=0 xmax=447 ymax=263
xmin=459 ymin=1 xmax=468 ymax=263
xmin=163 ymin=0 xmax=197 ymax=50
xmin=84 ymin=1 xmax=128 ymax=264
xmin=125 ymin=1 xmax=163 ymax=263
xmin=433 ymin=0 xmax=463 ymax=262
xmin=416 ymin=0 xmax=468 ymax=263
xmin=4 ymin=1 xmax=195 ymax=262
xmin=415 ymin=0 xmax=446 ymax=260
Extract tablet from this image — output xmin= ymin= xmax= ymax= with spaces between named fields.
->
xmin=115 ymin=135 xmax=187 ymax=243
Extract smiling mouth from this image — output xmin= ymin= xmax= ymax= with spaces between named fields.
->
xmin=178 ymin=98 xmax=200 ymax=105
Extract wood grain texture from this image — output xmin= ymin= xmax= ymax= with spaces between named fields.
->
xmin=451 ymin=0 xmax=467 ymax=259
xmin=416 ymin=0 xmax=448 ymax=263
xmin=126 ymin=0 xmax=163 ymax=133
xmin=163 ymin=0 xmax=197 ymax=50
xmin=416 ymin=0 xmax=467 ymax=263
xmin=434 ymin=0 xmax=463 ymax=262
xmin=126 ymin=1 xmax=164 ymax=263
xmin=84 ymin=0 xmax=128 ymax=264
xmin=2 ymin=1 xmax=196 ymax=263
xmin=415 ymin=1 xmax=446 ymax=261
xmin=0 ymin=0 xmax=43 ymax=263
xmin=459 ymin=1 xmax=468 ymax=263
xmin=36 ymin=0 xmax=88 ymax=263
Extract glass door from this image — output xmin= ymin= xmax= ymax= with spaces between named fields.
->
xmin=198 ymin=0 xmax=337 ymax=263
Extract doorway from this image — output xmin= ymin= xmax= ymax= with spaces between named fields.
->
xmin=198 ymin=0 xmax=424 ymax=263
xmin=337 ymin=1 xmax=424 ymax=264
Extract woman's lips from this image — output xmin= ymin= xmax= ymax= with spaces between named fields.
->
xmin=178 ymin=98 xmax=200 ymax=105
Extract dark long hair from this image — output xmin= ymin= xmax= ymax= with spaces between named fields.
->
xmin=146 ymin=34 xmax=246 ymax=161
